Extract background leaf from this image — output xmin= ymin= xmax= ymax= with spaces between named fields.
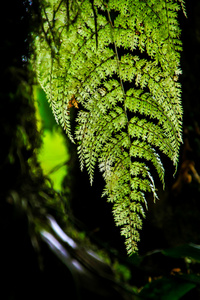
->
xmin=139 ymin=277 xmax=195 ymax=300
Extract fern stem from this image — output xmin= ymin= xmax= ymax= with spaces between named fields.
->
xmin=105 ymin=5 xmax=144 ymax=251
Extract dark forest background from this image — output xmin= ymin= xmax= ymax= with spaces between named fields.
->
xmin=1 ymin=0 xmax=200 ymax=299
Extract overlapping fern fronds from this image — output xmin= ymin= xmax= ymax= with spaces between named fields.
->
xmin=34 ymin=0 xmax=184 ymax=255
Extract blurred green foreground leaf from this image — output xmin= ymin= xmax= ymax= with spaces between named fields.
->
xmin=34 ymin=86 xmax=69 ymax=191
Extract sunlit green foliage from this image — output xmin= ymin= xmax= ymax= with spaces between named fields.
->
xmin=33 ymin=0 xmax=184 ymax=255
xmin=34 ymin=86 xmax=69 ymax=191
xmin=37 ymin=129 xmax=69 ymax=191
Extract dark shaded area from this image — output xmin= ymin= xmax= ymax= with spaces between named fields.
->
xmin=0 ymin=1 xmax=80 ymax=299
xmin=1 ymin=0 xmax=200 ymax=299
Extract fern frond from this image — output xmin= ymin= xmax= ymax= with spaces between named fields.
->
xmin=33 ymin=0 xmax=184 ymax=255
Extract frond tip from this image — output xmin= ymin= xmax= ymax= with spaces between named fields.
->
xmin=33 ymin=0 xmax=184 ymax=255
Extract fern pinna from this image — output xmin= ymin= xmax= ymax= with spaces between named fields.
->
xmin=34 ymin=0 xmax=184 ymax=255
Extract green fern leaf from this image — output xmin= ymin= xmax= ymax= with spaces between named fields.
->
xmin=33 ymin=0 xmax=184 ymax=255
